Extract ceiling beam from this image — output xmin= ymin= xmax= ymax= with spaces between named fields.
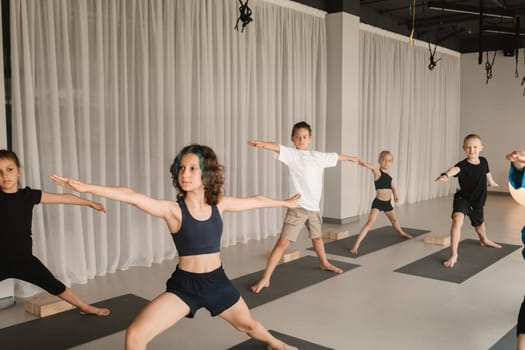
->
xmin=427 ymin=1 xmax=515 ymax=19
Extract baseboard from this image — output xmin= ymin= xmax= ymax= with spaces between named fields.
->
xmin=322 ymin=215 xmax=359 ymax=225
xmin=488 ymin=191 xmax=511 ymax=197
xmin=0 ymin=296 xmax=15 ymax=310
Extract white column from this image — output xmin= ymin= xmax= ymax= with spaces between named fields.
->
xmin=323 ymin=12 xmax=360 ymax=223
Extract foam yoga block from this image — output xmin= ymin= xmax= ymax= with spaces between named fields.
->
xmin=321 ymin=229 xmax=350 ymax=240
xmin=24 ymin=293 xmax=73 ymax=317
xmin=423 ymin=233 xmax=451 ymax=246
xmin=267 ymin=249 xmax=300 ymax=264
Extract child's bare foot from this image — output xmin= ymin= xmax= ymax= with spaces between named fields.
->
xmin=443 ymin=255 xmax=457 ymax=268
xmin=250 ymin=280 xmax=270 ymax=294
xmin=80 ymin=305 xmax=110 ymax=316
xmin=320 ymin=262 xmax=343 ymax=274
xmin=400 ymin=232 xmax=413 ymax=239
xmin=480 ymin=239 xmax=502 ymax=248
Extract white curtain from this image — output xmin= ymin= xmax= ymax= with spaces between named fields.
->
xmin=10 ymin=0 xmax=327 ymax=295
xmin=0 ymin=3 xmax=5 ymax=149
xmin=357 ymin=26 xmax=460 ymax=214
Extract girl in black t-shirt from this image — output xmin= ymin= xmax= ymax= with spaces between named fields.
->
xmin=0 ymin=149 xmax=109 ymax=316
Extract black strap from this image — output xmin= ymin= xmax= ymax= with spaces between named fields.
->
xmin=234 ymin=0 xmax=253 ymax=32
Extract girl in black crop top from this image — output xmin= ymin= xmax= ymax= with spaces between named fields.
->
xmin=51 ymin=144 xmax=300 ymax=350
xmin=350 ymin=151 xmax=413 ymax=255
xmin=0 ymin=150 xmax=109 ymax=316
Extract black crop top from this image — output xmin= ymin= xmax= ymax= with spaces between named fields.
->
xmin=374 ymin=170 xmax=392 ymax=190
xmin=172 ymin=199 xmax=222 ymax=256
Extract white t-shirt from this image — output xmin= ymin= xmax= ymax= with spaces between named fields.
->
xmin=278 ymin=145 xmax=338 ymax=211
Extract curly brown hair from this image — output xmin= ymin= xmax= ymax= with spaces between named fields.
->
xmin=170 ymin=145 xmax=224 ymax=205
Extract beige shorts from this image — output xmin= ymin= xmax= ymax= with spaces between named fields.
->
xmin=280 ymin=207 xmax=322 ymax=242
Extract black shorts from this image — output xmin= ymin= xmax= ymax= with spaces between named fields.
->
xmin=0 ymin=255 xmax=66 ymax=295
xmin=371 ymin=198 xmax=393 ymax=212
xmin=452 ymin=195 xmax=484 ymax=227
xmin=518 ymin=296 xmax=525 ymax=335
xmin=166 ymin=265 xmax=240 ymax=318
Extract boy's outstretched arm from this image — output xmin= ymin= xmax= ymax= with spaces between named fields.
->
xmin=435 ymin=166 xmax=460 ymax=182
xmin=248 ymin=140 xmax=280 ymax=153
xmin=41 ymin=192 xmax=106 ymax=212
xmin=338 ymin=154 xmax=361 ymax=163
xmin=486 ymin=173 xmax=499 ymax=187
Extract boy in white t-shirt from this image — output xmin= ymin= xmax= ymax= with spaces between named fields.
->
xmin=248 ymin=121 xmax=361 ymax=293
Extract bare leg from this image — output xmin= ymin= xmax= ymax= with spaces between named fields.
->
xmin=58 ymin=288 xmax=110 ymax=316
xmin=474 ymin=223 xmax=502 ymax=248
xmin=519 ymin=334 xmax=525 ymax=350
xmin=350 ymin=209 xmax=379 ymax=254
xmin=251 ymin=237 xmax=290 ymax=293
xmin=220 ymin=297 xmax=298 ymax=350
xmin=384 ymin=210 xmax=413 ymax=239
xmin=311 ymin=237 xmax=342 ymax=273
xmin=125 ymin=293 xmax=190 ymax=350
xmin=443 ymin=213 xmax=463 ymax=268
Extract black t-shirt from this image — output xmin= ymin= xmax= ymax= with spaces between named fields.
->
xmin=0 ymin=187 xmax=42 ymax=258
xmin=454 ymin=157 xmax=489 ymax=208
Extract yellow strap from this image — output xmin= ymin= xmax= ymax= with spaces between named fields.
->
xmin=408 ymin=0 xmax=417 ymax=46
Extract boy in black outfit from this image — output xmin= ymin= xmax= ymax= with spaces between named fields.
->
xmin=435 ymin=134 xmax=501 ymax=268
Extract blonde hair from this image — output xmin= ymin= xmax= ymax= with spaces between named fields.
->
xmin=378 ymin=150 xmax=392 ymax=161
xmin=463 ymin=134 xmax=481 ymax=143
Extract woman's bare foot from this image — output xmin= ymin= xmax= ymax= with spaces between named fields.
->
xmin=320 ymin=262 xmax=343 ymax=273
xmin=443 ymin=255 xmax=458 ymax=268
xmin=250 ymin=280 xmax=270 ymax=294
xmin=480 ymin=239 xmax=502 ymax=248
xmin=80 ymin=305 xmax=110 ymax=316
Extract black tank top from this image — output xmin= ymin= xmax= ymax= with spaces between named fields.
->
xmin=172 ymin=199 xmax=222 ymax=256
xmin=374 ymin=170 xmax=392 ymax=190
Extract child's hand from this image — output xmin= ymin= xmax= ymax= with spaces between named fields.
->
xmin=286 ymin=193 xmax=301 ymax=208
xmin=435 ymin=174 xmax=449 ymax=182
xmin=90 ymin=202 xmax=106 ymax=213
xmin=506 ymin=152 xmax=519 ymax=161
xmin=49 ymin=174 xmax=89 ymax=193
xmin=394 ymin=196 xmax=399 ymax=203
xmin=248 ymin=140 xmax=263 ymax=148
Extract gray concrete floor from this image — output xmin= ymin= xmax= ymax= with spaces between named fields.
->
xmin=1 ymin=194 xmax=524 ymax=349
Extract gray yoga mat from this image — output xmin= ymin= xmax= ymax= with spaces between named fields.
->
xmin=0 ymin=293 xmax=149 ymax=350
xmin=489 ymin=326 xmax=516 ymax=350
xmin=395 ymin=239 xmax=520 ymax=283
xmin=231 ymin=255 xmax=359 ymax=309
xmin=228 ymin=329 xmax=334 ymax=349
xmin=309 ymin=226 xmax=430 ymax=257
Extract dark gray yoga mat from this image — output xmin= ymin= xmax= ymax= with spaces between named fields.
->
xmin=231 ymin=255 xmax=359 ymax=309
xmin=308 ymin=226 xmax=430 ymax=257
xmin=395 ymin=239 xmax=520 ymax=283
xmin=228 ymin=329 xmax=334 ymax=349
xmin=0 ymin=293 xmax=149 ymax=350
xmin=489 ymin=326 xmax=516 ymax=350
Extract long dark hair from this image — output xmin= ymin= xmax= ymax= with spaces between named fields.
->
xmin=0 ymin=149 xmax=21 ymax=167
xmin=170 ymin=145 xmax=224 ymax=205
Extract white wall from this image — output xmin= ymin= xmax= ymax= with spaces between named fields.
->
xmin=461 ymin=52 xmax=525 ymax=192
